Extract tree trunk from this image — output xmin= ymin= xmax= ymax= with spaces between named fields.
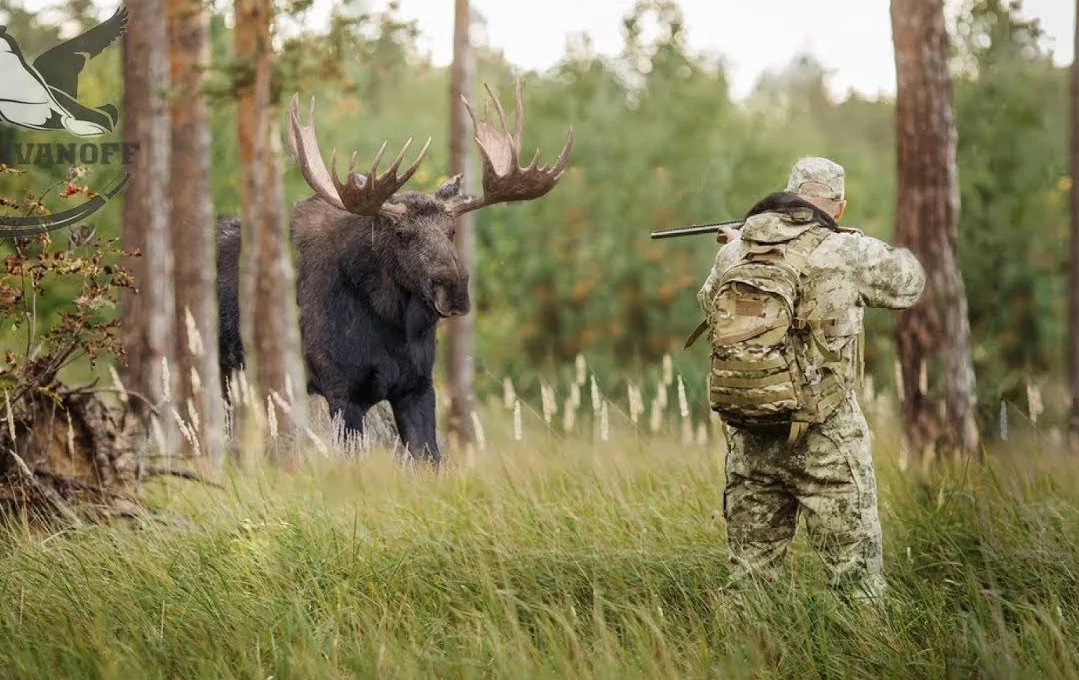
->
xmin=255 ymin=117 xmax=307 ymax=436
xmin=445 ymin=0 xmax=476 ymax=452
xmin=121 ymin=0 xmax=174 ymax=438
xmin=234 ymin=0 xmax=269 ymax=395
xmin=891 ymin=0 xmax=980 ymax=460
xmin=1069 ymin=0 xmax=1079 ymax=447
xmin=167 ymin=0 xmax=225 ymax=463
xmin=235 ymin=0 xmax=305 ymax=447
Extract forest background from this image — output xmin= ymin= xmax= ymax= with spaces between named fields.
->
xmin=0 ymin=0 xmax=1067 ymax=438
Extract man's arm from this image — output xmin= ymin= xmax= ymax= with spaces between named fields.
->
xmin=846 ymin=234 xmax=926 ymax=309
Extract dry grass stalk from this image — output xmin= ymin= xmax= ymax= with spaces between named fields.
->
xmin=540 ymin=383 xmax=558 ymax=424
xmin=266 ymin=396 xmax=279 ymax=439
xmin=569 ymin=382 xmax=581 ymax=411
xmin=649 ymin=396 xmax=662 ymax=434
xmin=562 ymin=399 xmax=576 ymax=433
xmin=1027 ymin=381 xmax=1043 ymax=426
xmin=513 ymin=399 xmax=523 ymax=441
xmin=999 ymin=401 xmax=1008 ymax=441
xmin=677 ymin=375 xmax=689 ymax=419
xmin=470 ymin=411 xmax=487 ymax=453
xmin=160 ymin=357 xmax=172 ymax=404
xmin=599 ymin=400 xmax=609 ymax=442
xmin=108 ymin=365 xmax=129 ymax=405
xmin=502 ymin=377 xmax=516 ymax=410
xmin=627 ymin=383 xmax=644 ymax=425
xmin=183 ymin=306 xmax=204 ymax=357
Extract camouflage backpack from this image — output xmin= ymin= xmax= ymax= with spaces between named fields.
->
xmin=689 ymin=204 xmax=852 ymax=444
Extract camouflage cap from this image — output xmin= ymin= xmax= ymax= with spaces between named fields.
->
xmin=785 ymin=157 xmax=845 ymax=201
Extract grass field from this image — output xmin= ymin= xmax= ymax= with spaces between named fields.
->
xmin=0 ymin=386 xmax=1077 ymax=679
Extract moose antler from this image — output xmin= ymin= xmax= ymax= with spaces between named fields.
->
xmin=286 ymin=93 xmax=431 ymax=219
xmin=449 ymin=76 xmax=574 ymax=216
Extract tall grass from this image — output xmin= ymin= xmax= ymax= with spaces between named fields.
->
xmin=0 ymin=385 xmax=1077 ymax=679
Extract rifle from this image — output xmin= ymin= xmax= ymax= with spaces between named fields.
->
xmin=649 ymin=219 xmax=743 ymax=240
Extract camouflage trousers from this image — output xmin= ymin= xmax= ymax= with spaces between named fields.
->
xmin=721 ymin=394 xmax=885 ymax=600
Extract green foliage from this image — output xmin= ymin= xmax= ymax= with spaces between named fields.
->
xmin=0 ymin=0 xmax=1069 ymax=422
xmin=952 ymin=0 xmax=1069 ymax=419
xmin=0 ymin=225 xmax=135 ymax=401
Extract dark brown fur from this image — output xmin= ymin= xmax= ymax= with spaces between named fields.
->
xmin=216 ymin=176 xmax=470 ymax=464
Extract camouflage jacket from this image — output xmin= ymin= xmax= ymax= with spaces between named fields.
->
xmin=697 ymin=212 xmax=926 ymax=382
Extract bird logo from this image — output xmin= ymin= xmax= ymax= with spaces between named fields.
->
xmin=0 ymin=5 xmax=128 ymax=137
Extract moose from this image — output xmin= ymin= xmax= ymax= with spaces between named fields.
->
xmin=216 ymin=77 xmax=573 ymax=464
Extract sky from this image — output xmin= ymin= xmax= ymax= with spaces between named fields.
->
xmin=7 ymin=0 xmax=1074 ymax=101
xmin=309 ymin=0 xmax=1076 ymax=101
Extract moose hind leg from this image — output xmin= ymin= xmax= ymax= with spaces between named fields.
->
xmin=389 ymin=386 xmax=440 ymax=465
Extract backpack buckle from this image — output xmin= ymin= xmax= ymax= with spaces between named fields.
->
xmin=787 ymin=421 xmax=809 ymax=445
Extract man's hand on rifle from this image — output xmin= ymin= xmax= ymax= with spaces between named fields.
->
xmin=717 ymin=226 xmax=741 ymax=244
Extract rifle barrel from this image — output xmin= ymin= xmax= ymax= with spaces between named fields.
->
xmin=649 ymin=219 xmax=743 ymax=240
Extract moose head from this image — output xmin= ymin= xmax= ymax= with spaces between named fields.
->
xmin=284 ymin=76 xmax=574 ymax=320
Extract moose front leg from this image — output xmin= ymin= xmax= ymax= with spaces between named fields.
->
xmin=324 ymin=396 xmax=368 ymax=445
xmin=389 ymin=385 xmax=440 ymax=465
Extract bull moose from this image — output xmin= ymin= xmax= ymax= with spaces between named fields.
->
xmin=216 ymin=77 xmax=574 ymax=464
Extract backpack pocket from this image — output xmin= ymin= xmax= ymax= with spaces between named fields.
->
xmin=707 ymin=283 xmax=802 ymax=423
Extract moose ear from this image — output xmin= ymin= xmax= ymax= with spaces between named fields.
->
xmin=434 ymin=174 xmax=463 ymax=200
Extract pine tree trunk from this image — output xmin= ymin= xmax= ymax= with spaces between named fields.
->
xmin=234 ymin=0 xmax=268 ymax=392
xmin=167 ymin=0 xmax=225 ymax=462
xmin=234 ymin=0 xmax=305 ymax=447
xmin=255 ymin=118 xmax=307 ymax=437
xmin=121 ymin=0 xmax=174 ymax=433
xmin=445 ymin=0 xmax=476 ymax=452
xmin=891 ymin=0 xmax=980 ymax=460
xmin=1068 ymin=0 xmax=1079 ymax=448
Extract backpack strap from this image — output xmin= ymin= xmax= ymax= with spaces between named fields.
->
xmin=779 ymin=226 xmax=832 ymax=446
xmin=684 ymin=320 xmax=709 ymax=349
xmin=781 ymin=225 xmax=830 ymax=274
